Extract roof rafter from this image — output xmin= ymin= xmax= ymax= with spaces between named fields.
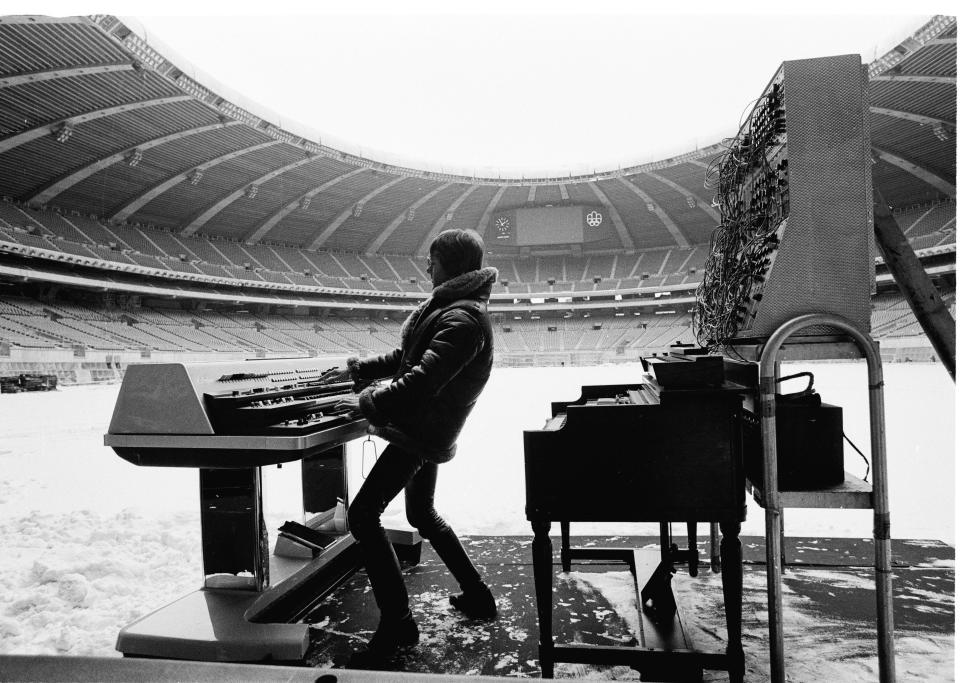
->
xmin=475 ymin=186 xmax=508 ymax=241
xmin=110 ymin=141 xmax=282 ymax=222
xmin=872 ymin=74 xmax=956 ymax=85
xmin=244 ymin=168 xmax=367 ymax=245
xmin=0 ymin=95 xmax=193 ymax=156
xmin=589 ymin=183 xmax=636 ymax=251
xmin=645 ymin=171 xmax=720 ymax=222
xmin=307 ymin=176 xmax=404 ymax=251
xmin=870 ymin=106 xmax=954 ymax=128
xmin=873 ymin=145 xmax=956 ymax=197
xmin=27 ymin=120 xmax=244 ymax=206
xmin=617 ymin=177 xmax=689 ymax=248
xmin=181 ymin=154 xmax=324 ymax=236
xmin=0 ymin=63 xmax=132 ymax=89
xmin=417 ymin=185 xmax=477 ymax=255
xmin=368 ymin=182 xmax=454 ymax=253
xmin=0 ymin=16 xmax=85 ymax=25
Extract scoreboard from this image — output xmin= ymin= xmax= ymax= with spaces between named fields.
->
xmin=492 ymin=205 xmax=607 ymax=246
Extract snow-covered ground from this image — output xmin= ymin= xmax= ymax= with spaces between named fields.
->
xmin=0 ymin=361 xmax=953 ymax=660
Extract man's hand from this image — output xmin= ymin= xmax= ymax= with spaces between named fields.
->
xmin=335 ymin=392 xmax=361 ymax=413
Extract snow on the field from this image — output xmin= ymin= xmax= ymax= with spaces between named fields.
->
xmin=0 ymin=362 xmax=953 ymax=662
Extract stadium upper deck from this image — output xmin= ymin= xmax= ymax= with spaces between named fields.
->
xmin=0 ymin=14 xmax=954 ymax=262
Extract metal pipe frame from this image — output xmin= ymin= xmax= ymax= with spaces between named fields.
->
xmin=757 ymin=313 xmax=894 ymax=683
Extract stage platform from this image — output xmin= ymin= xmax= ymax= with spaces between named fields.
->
xmin=0 ymin=535 xmax=953 ymax=682
xmin=304 ymin=535 xmax=954 ymax=680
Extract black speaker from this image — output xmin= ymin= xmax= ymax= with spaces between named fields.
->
xmin=744 ymin=402 xmax=845 ymax=490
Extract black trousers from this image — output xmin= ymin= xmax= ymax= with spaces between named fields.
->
xmin=347 ymin=443 xmax=483 ymax=622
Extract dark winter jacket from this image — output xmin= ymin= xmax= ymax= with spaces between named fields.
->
xmin=353 ymin=266 xmax=498 ymax=462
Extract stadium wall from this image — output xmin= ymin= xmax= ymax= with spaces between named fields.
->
xmin=0 ymin=329 xmax=947 ymax=387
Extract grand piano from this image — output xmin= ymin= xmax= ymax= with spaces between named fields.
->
xmin=103 ymin=358 xmax=420 ymax=662
xmin=524 ymin=354 xmax=756 ymax=681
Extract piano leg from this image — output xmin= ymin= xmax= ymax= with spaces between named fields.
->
xmin=780 ymin=510 xmax=787 ymax=573
xmin=710 ymin=523 xmax=721 ymax=573
xmin=686 ymin=522 xmax=699 ymax=577
xmin=531 ymin=520 xmax=554 ymax=679
xmin=720 ymin=520 xmax=745 ymax=683
xmin=659 ymin=522 xmax=671 ymax=563
xmin=560 ymin=521 xmax=571 ymax=573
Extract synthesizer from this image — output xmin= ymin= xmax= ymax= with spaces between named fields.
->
xmin=523 ymin=356 xmax=754 ymax=680
xmin=103 ymin=358 xmax=420 ymax=663
xmin=696 ymin=54 xmax=873 ymax=349
xmin=523 ymin=368 xmax=752 ymax=523
xmin=105 ymin=359 xmax=369 ymax=467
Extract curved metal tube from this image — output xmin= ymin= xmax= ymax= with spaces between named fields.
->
xmin=757 ymin=314 xmax=894 ymax=683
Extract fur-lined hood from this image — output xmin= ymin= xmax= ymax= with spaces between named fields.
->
xmin=400 ymin=266 xmax=498 ymax=347
xmin=432 ymin=266 xmax=498 ymax=302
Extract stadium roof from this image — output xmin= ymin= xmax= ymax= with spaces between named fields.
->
xmin=0 ymin=14 xmax=954 ymax=256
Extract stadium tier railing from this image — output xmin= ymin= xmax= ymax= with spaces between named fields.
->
xmin=4 ymin=200 xmax=949 ymax=297
xmin=0 ymin=210 xmax=956 ymax=306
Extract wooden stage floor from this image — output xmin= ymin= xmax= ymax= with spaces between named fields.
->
xmin=303 ymin=535 xmax=954 ymax=681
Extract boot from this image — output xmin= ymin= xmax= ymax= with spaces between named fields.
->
xmin=449 ymin=583 xmax=497 ymax=620
xmin=347 ymin=613 xmax=419 ymax=670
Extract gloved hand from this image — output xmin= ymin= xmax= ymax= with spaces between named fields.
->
xmin=346 ymin=356 xmax=361 ymax=387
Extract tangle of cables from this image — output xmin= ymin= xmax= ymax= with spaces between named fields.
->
xmin=694 ymin=82 xmax=788 ymax=352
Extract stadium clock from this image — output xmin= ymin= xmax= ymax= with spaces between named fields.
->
xmin=495 ymin=215 xmax=511 ymax=239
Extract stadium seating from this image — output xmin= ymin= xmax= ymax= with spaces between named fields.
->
xmin=0 ymin=199 xmax=952 ymax=300
xmin=888 ymin=200 xmax=956 ymax=251
xmin=0 ymin=292 xmax=702 ymax=356
xmin=0 ymin=190 xmax=952 ymax=367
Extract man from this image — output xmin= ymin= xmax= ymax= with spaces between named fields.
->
xmin=336 ymin=228 xmax=499 ymax=668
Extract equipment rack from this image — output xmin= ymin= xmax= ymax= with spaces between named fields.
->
xmin=728 ymin=313 xmax=895 ymax=683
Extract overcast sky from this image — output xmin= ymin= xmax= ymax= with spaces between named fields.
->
xmin=9 ymin=1 xmax=947 ymax=177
